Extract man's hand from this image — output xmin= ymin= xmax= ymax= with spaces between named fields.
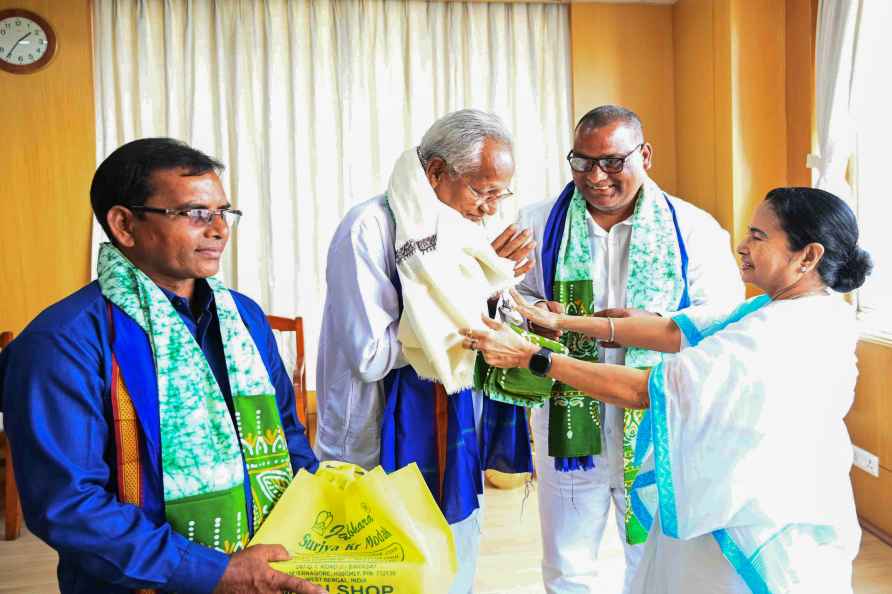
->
xmin=592 ymin=307 xmax=656 ymax=348
xmin=213 ymin=544 xmax=326 ymax=594
xmin=500 ymin=289 xmax=564 ymax=339
xmin=529 ymin=301 xmax=564 ymax=340
xmin=491 ymin=224 xmax=536 ymax=278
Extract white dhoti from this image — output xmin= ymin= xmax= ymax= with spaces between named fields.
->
xmin=450 ymin=500 xmax=484 ymax=594
xmin=446 ymin=391 xmax=487 ymax=594
xmin=532 ymin=406 xmax=643 ymax=594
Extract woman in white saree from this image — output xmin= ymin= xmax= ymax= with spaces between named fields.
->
xmin=462 ymin=187 xmax=873 ymax=594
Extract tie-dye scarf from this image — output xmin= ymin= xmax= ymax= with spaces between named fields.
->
xmin=544 ymin=180 xmax=689 ymax=544
xmin=98 ymin=243 xmax=292 ymax=552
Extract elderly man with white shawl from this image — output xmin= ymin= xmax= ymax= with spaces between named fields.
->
xmin=315 ymin=109 xmax=535 ymax=593
xmin=464 ymin=186 xmax=872 ymax=593
xmin=514 ymin=105 xmax=743 ymax=594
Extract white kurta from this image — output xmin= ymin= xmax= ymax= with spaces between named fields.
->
xmin=630 ymin=294 xmax=861 ymax=593
xmin=516 ymin=184 xmax=744 ymax=594
xmin=315 ymin=194 xmax=403 ymax=471
xmin=314 ymin=194 xmax=484 ymax=594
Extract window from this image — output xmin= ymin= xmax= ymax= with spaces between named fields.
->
xmin=852 ymin=0 xmax=892 ymax=336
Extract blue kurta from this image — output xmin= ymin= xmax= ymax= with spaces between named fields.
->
xmin=0 ymin=280 xmax=318 ymax=594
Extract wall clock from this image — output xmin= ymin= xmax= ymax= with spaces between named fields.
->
xmin=0 ymin=9 xmax=56 ymax=74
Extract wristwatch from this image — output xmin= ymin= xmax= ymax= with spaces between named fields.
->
xmin=528 ymin=347 xmax=554 ymax=377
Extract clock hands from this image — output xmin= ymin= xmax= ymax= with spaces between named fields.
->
xmin=7 ymin=31 xmax=32 ymax=59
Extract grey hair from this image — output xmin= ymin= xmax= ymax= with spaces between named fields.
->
xmin=418 ymin=109 xmax=513 ymax=175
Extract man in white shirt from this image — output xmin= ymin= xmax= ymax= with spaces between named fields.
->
xmin=315 ymin=109 xmax=535 ymax=594
xmin=516 ymin=105 xmax=743 ymax=594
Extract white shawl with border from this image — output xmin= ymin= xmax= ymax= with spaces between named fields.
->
xmin=387 ymin=148 xmax=517 ymax=394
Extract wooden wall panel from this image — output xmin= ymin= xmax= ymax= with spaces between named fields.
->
xmin=570 ymin=3 xmax=677 ymax=195
xmin=849 ymin=341 xmax=892 ymax=471
xmin=0 ymin=0 xmax=94 ymax=334
xmin=672 ymin=0 xmax=723 ymax=225
xmin=847 ymin=341 xmax=892 ymax=540
xmin=785 ymin=0 xmax=816 ymax=188
xmin=673 ymin=0 xmax=788 ymax=298
xmin=728 ymin=0 xmax=788 ymax=249
xmin=852 ymin=465 xmax=892 ymax=541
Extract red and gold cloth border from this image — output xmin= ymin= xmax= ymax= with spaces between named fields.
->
xmin=110 ymin=350 xmax=156 ymax=594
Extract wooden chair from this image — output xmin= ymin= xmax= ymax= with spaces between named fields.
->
xmin=0 ymin=330 xmax=21 ymax=540
xmin=266 ymin=316 xmax=313 ymax=445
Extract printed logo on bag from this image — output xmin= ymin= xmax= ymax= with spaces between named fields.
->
xmin=257 ymin=464 xmax=455 ymax=593
xmin=298 ymin=501 xmax=403 ymax=559
xmin=312 ymin=511 xmax=335 ymax=537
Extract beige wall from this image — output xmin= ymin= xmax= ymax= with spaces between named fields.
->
xmin=0 ymin=0 xmax=94 ymax=334
xmin=570 ymin=3 xmax=677 ymax=194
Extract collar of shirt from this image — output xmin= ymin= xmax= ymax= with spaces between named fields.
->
xmin=158 ymin=279 xmax=214 ymax=322
xmin=586 ymin=209 xmax=634 ymax=237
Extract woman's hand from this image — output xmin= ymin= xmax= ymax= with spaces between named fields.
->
xmin=461 ymin=315 xmax=538 ymax=369
xmin=506 ymin=288 xmax=564 ymax=333
xmin=592 ymin=307 xmax=655 ymax=348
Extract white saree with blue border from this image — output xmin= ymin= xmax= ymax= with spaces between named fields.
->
xmin=630 ymin=294 xmax=861 ymax=594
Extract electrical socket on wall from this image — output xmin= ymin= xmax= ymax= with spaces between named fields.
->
xmin=853 ymin=445 xmax=880 ymax=477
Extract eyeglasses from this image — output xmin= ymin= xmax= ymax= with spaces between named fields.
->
xmin=128 ymin=206 xmax=243 ymax=227
xmin=459 ymin=176 xmax=514 ymax=203
xmin=566 ymin=143 xmax=644 ymax=175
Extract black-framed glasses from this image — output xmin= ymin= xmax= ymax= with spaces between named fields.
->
xmin=459 ymin=176 xmax=514 ymax=203
xmin=566 ymin=143 xmax=644 ymax=175
xmin=128 ymin=206 xmax=243 ymax=227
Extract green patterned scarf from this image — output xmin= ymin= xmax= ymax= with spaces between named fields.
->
xmin=550 ymin=182 xmax=685 ymax=544
xmin=473 ymin=325 xmax=568 ymax=408
xmin=98 ymin=243 xmax=293 ymax=552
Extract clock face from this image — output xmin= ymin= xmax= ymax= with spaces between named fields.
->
xmin=0 ymin=15 xmax=48 ymax=65
xmin=0 ymin=8 xmax=57 ymax=74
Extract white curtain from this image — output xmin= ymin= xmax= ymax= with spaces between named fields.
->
xmin=850 ymin=0 xmax=892 ymax=317
xmin=92 ymin=0 xmax=573 ymax=388
xmin=808 ymin=0 xmax=862 ymax=200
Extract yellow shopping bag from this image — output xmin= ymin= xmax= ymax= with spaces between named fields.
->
xmin=250 ymin=461 xmax=458 ymax=594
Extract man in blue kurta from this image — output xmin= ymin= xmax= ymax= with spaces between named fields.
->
xmin=0 ymin=138 xmax=324 ymax=594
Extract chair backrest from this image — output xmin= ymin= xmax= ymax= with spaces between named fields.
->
xmin=265 ymin=316 xmax=309 ymax=430
xmin=0 ymin=331 xmax=12 ymax=431
xmin=0 ymin=330 xmax=20 ymax=540
xmin=0 ymin=333 xmax=11 ymax=405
